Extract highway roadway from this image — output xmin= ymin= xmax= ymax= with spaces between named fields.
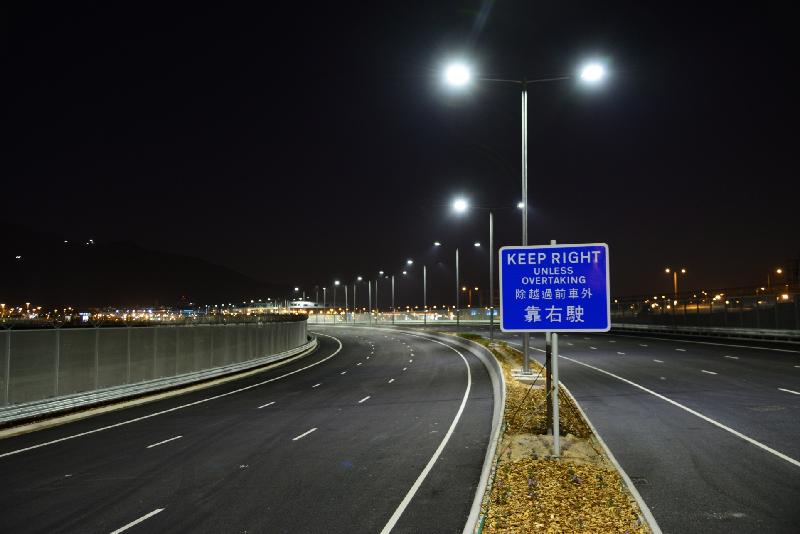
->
xmin=450 ymin=325 xmax=800 ymax=533
xmin=0 ymin=328 xmax=493 ymax=533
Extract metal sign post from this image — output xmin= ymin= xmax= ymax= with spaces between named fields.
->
xmin=499 ymin=243 xmax=611 ymax=457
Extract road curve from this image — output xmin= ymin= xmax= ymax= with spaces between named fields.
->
xmin=0 ymin=327 xmax=494 ymax=533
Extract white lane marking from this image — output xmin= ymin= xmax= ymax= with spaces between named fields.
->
xmin=379 ymin=336 xmax=472 ymax=534
xmin=257 ymin=401 xmax=275 ymax=409
xmin=146 ymin=435 xmax=182 ymax=449
xmin=617 ymin=352 xmax=626 ymax=355
xmin=561 ymin=355 xmax=800 ymax=469
xmin=409 ymin=359 xmax=413 ymax=363
xmin=589 ymin=346 xmax=597 ymax=350
xmin=639 ymin=344 xmax=648 ymax=347
xmin=358 ymin=396 xmax=371 ymax=404
xmin=366 ymin=356 xmax=371 ymax=359
xmin=795 ymin=365 xmax=800 ymax=368
xmin=292 ymin=428 xmax=317 ymax=441
xmin=675 ymin=348 xmax=686 ymax=352
xmin=567 ymin=342 xmax=574 ymax=346
xmin=110 ymin=508 xmax=165 ymax=534
xmin=0 ymin=333 xmax=343 ymax=460
xmin=778 ymin=388 xmax=800 ymax=395
xmin=341 ymin=371 xmax=347 ymax=375
xmin=357 ymin=362 xmax=363 ymax=366
xmin=608 ymin=340 xmax=616 ymax=343
xmin=653 ymin=359 xmax=664 ymax=363
xmin=312 ymin=383 xmax=322 ymax=388
xmin=724 ymin=355 xmax=739 ymax=360
xmin=701 ymin=370 xmax=717 ymax=375
xmin=402 ymin=367 xmax=407 ymax=371
xmin=388 ymin=379 xmax=395 ymax=384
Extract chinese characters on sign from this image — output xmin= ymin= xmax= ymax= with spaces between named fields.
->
xmin=499 ymin=244 xmax=610 ymax=332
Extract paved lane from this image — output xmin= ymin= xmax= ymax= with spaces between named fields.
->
xmin=447 ymin=325 xmax=800 ymax=533
xmin=0 ymin=327 xmax=493 ymax=533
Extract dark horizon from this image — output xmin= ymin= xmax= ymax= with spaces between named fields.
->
xmin=5 ymin=2 xmax=799 ymax=302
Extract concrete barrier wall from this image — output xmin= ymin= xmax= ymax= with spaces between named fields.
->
xmin=0 ymin=320 xmax=307 ymax=407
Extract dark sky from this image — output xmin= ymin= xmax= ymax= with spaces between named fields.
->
xmin=5 ymin=2 xmax=799 ymax=303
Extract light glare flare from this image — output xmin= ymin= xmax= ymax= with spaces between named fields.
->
xmin=580 ymin=62 xmax=606 ymax=84
xmin=453 ymin=198 xmax=468 ymax=213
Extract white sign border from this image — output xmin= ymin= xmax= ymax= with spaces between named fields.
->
xmin=498 ymin=242 xmax=611 ymax=333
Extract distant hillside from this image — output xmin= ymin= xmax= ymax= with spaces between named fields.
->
xmin=1 ymin=224 xmax=282 ymax=308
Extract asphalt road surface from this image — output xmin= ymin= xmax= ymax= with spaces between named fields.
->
xmin=0 ymin=327 xmax=493 ymax=533
xmin=450 ymin=325 xmax=800 ymax=533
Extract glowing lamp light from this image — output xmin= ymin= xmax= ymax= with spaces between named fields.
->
xmin=453 ymin=198 xmax=468 ymax=213
xmin=517 ymin=202 xmax=525 ymax=209
xmin=444 ymin=63 xmax=471 ymax=87
xmin=579 ymin=62 xmax=606 ymax=83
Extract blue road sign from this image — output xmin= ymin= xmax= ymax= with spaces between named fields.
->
xmin=499 ymin=243 xmax=610 ymax=332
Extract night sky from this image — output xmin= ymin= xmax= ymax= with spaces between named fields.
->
xmin=6 ymin=2 xmax=799 ymax=305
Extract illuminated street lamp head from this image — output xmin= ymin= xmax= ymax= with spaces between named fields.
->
xmin=378 ymin=270 xmax=384 ymax=275
xmin=334 ymin=280 xmax=340 ymax=286
xmin=776 ymin=268 xmax=783 ymax=274
xmin=406 ymin=259 xmax=413 ymax=265
xmin=517 ymin=202 xmax=525 ymax=209
xmin=579 ymin=62 xmax=606 ymax=84
xmin=434 ymin=241 xmax=441 ymax=246
xmin=444 ymin=62 xmax=471 ymax=87
xmin=357 ymin=276 xmax=363 ymax=281
xmin=452 ymin=198 xmax=468 ymax=213
xmin=681 ymin=268 xmax=687 ymax=274
xmin=402 ymin=270 xmax=407 ymax=275
xmin=474 ymin=242 xmax=481 ymax=247
xmin=665 ymin=268 xmax=670 ymax=273
xmin=294 ymin=287 xmax=299 ymax=291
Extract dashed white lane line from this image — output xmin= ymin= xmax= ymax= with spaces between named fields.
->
xmin=778 ymin=388 xmax=800 ymax=395
xmin=341 ymin=371 xmax=347 ymax=375
xmin=110 ymin=508 xmax=165 ymax=534
xmin=639 ymin=344 xmax=648 ymax=347
xmin=617 ymin=352 xmax=626 ymax=355
xmin=653 ymin=359 xmax=664 ymax=363
xmin=724 ymin=355 xmax=739 ymax=360
xmin=567 ymin=342 xmax=574 ymax=346
xmin=257 ymin=401 xmax=275 ymax=409
xmin=608 ymin=340 xmax=616 ymax=343
xmin=358 ymin=396 xmax=371 ymax=404
xmin=675 ymin=348 xmax=687 ymax=352
xmin=379 ymin=334 xmax=473 ymax=534
xmin=409 ymin=359 xmax=413 ymax=363
xmin=589 ymin=346 xmax=597 ymax=350
xmin=388 ymin=379 xmax=395 ymax=384
xmin=560 ymin=355 xmax=800 ymax=469
xmin=292 ymin=428 xmax=317 ymax=441
xmin=312 ymin=383 xmax=322 ymax=388
xmin=794 ymin=365 xmax=799 ymax=369
xmin=357 ymin=362 xmax=363 ymax=366
xmin=402 ymin=367 xmax=407 ymax=371
xmin=0 ymin=332 xmax=344 ymax=460
xmin=701 ymin=370 xmax=718 ymax=375
xmin=146 ymin=435 xmax=182 ymax=449
xmin=366 ymin=356 xmax=371 ymax=359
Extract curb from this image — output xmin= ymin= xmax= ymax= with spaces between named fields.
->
xmin=560 ymin=383 xmax=662 ymax=534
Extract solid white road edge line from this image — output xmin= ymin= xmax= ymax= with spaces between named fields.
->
xmin=292 ymin=428 xmax=317 ymax=441
xmin=380 ymin=335 xmax=472 ymax=534
xmin=146 ymin=435 xmax=182 ymax=449
xmin=611 ymin=332 xmax=800 ymax=354
xmin=560 ymin=355 xmax=800 ymax=468
xmin=109 ymin=508 xmax=165 ymax=534
xmin=0 ymin=332 xmax=343 ymax=460
xmin=778 ymin=388 xmax=800 ymax=395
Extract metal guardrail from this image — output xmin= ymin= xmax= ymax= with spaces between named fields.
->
xmin=611 ymin=323 xmax=800 ymax=342
xmin=0 ymin=336 xmax=316 ymax=426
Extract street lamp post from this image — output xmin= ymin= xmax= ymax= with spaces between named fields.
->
xmin=391 ymin=275 xmax=396 ymax=325
xmin=423 ymin=264 xmax=427 ymax=326
xmin=665 ymin=268 xmax=687 ymax=297
xmin=455 ymin=247 xmax=460 ymax=331
xmin=444 ymin=60 xmax=606 ymax=375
